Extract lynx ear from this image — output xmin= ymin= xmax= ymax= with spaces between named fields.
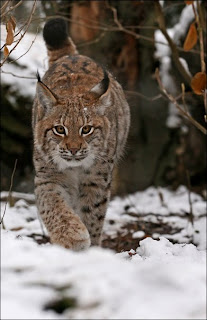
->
xmin=90 ymin=70 xmax=112 ymax=108
xmin=36 ymin=72 xmax=57 ymax=115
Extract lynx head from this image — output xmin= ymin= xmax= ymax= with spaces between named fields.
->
xmin=34 ymin=70 xmax=112 ymax=171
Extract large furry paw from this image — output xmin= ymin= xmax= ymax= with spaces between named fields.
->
xmin=50 ymin=223 xmax=91 ymax=251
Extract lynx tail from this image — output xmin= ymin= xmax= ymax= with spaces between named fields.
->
xmin=43 ymin=18 xmax=78 ymax=66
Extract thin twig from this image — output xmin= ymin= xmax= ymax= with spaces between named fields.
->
xmin=0 ymin=159 xmax=18 ymax=229
xmin=181 ymin=83 xmax=188 ymax=112
xmin=77 ymin=31 xmax=106 ymax=48
xmin=0 ymin=43 xmax=6 ymax=50
xmin=125 ymin=90 xmax=164 ymax=102
xmin=192 ymin=1 xmax=207 ymax=121
xmin=0 ymin=0 xmax=37 ymax=67
xmin=186 ymin=170 xmax=193 ymax=225
xmin=106 ymin=2 xmax=124 ymax=30
xmin=1 ymin=0 xmax=23 ymax=18
xmin=192 ymin=2 xmax=206 ymax=74
xmin=37 ymin=214 xmax=47 ymax=238
xmin=155 ymin=68 xmax=207 ymax=135
xmin=1 ymin=70 xmax=36 ymax=79
xmin=0 ymin=0 xmax=11 ymax=17
xmin=126 ymin=90 xmax=193 ymax=103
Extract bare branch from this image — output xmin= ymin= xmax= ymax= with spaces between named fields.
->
xmin=154 ymin=1 xmax=192 ymax=85
xmin=186 ymin=170 xmax=194 ymax=225
xmin=32 ymin=14 xmax=202 ymax=56
xmin=192 ymin=2 xmax=206 ymax=74
xmin=181 ymin=83 xmax=188 ymax=113
xmin=77 ymin=31 xmax=106 ymax=48
xmin=1 ymin=70 xmax=36 ymax=79
xmin=125 ymin=90 xmax=193 ymax=103
xmin=0 ymin=0 xmax=11 ymax=17
xmin=155 ymin=68 xmax=207 ymax=135
xmin=125 ymin=90 xmax=164 ymax=102
xmin=106 ymin=2 xmax=124 ymax=30
xmin=0 ymin=0 xmax=37 ymax=67
xmin=106 ymin=2 xmax=203 ymax=57
xmin=0 ymin=159 xmax=18 ymax=229
xmin=192 ymin=2 xmax=207 ymax=120
xmin=1 ymin=0 xmax=23 ymax=18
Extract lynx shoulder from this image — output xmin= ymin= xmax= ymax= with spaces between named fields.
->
xmin=32 ymin=18 xmax=130 ymax=250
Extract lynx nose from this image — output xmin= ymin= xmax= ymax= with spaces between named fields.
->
xmin=69 ymin=148 xmax=79 ymax=155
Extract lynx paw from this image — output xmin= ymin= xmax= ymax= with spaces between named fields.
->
xmin=70 ymin=236 xmax=91 ymax=251
xmin=50 ymin=224 xmax=91 ymax=251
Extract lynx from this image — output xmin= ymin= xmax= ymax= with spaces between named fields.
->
xmin=32 ymin=18 xmax=130 ymax=250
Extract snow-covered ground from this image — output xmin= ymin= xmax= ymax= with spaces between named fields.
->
xmin=1 ymin=186 xmax=206 ymax=319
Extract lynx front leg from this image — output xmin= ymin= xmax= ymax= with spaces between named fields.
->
xmin=79 ymin=172 xmax=111 ymax=246
xmin=35 ymin=183 xmax=91 ymax=251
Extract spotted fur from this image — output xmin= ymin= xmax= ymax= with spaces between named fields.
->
xmin=32 ymin=18 xmax=130 ymax=250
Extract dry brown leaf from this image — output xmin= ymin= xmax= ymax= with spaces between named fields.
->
xmin=10 ymin=16 xmax=16 ymax=31
xmin=10 ymin=227 xmax=23 ymax=231
xmin=185 ymin=1 xmax=194 ymax=4
xmin=3 ymin=46 xmax=9 ymax=57
xmin=183 ymin=22 xmax=197 ymax=51
xmin=191 ymin=72 xmax=206 ymax=95
xmin=6 ymin=20 xmax=14 ymax=45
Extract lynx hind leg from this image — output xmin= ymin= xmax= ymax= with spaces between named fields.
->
xmin=35 ymin=185 xmax=91 ymax=251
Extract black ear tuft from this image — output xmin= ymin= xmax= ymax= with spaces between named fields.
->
xmin=100 ymin=70 xmax=109 ymax=94
xmin=43 ymin=18 xmax=68 ymax=49
xmin=90 ymin=70 xmax=110 ymax=97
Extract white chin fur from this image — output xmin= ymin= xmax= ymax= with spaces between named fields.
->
xmin=54 ymin=154 xmax=95 ymax=171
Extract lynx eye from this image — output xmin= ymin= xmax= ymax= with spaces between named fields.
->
xmin=80 ymin=125 xmax=94 ymax=136
xmin=53 ymin=125 xmax=66 ymax=136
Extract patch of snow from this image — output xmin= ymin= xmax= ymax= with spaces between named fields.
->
xmin=179 ymin=57 xmax=192 ymax=77
xmin=154 ymin=30 xmax=172 ymax=59
xmin=104 ymin=186 xmax=206 ymax=249
xmin=132 ymin=230 xmax=145 ymax=239
xmin=1 ymin=230 xmax=206 ymax=319
xmin=172 ymin=4 xmax=195 ymax=45
xmin=159 ymin=0 xmax=164 ymax=7
xmin=1 ymin=187 xmax=206 ymax=318
xmin=166 ymin=102 xmax=182 ymax=128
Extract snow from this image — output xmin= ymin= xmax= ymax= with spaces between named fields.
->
xmin=104 ymin=185 xmax=206 ymax=249
xmin=154 ymin=4 xmax=195 ymax=58
xmin=1 ymin=186 xmax=206 ymax=319
xmin=132 ymin=230 xmax=145 ymax=239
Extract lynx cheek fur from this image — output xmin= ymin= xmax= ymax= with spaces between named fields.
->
xmin=32 ymin=18 xmax=130 ymax=251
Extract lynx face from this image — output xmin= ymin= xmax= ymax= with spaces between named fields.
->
xmin=42 ymin=105 xmax=107 ymax=170
xmin=34 ymin=64 xmax=112 ymax=171
xmin=49 ymin=122 xmax=95 ymax=170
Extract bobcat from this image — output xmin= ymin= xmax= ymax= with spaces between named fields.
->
xmin=32 ymin=18 xmax=130 ymax=250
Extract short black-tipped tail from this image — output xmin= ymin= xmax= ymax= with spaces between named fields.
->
xmin=43 ymin=18 xmax=78 ymax=66
xmin=43 ymin=18 xmax=68 ymax=49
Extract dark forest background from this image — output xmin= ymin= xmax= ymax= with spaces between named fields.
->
xmin=1 ymin=0 xmax=206 ymax=196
